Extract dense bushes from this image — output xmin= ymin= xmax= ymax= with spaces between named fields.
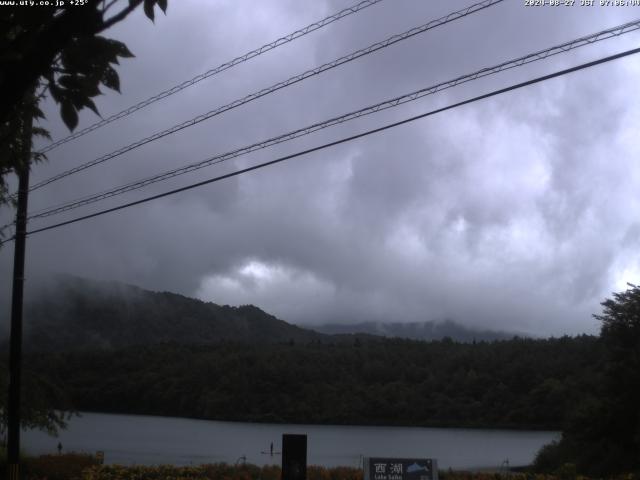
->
xmin=12 ymin=460 xmax=640 ymax=480
xmin=0 ymin=453 xmax=101 ymax=480
xmin=26 ymin=336 xmax=602 ymax=430
xmin=533 ymin=286 xmax=640 ymax=476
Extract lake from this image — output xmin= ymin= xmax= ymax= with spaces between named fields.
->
xmin=23 ymin=412 xmax=558 ymax=469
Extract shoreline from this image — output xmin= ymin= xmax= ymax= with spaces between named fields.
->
xmin=71 ymin=410 xmax=562 ymax=434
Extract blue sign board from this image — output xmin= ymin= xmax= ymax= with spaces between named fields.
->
xmin=365 ymin=458 xmax=438 ymax=480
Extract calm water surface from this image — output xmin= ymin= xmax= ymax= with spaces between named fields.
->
xmin=23 ymin=412 xmax=558 ymax=469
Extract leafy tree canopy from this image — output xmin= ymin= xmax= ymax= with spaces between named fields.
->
xmin=0 ymin=363 xmax=73 ymax=439
xmin=0 ymin=0 xmax=168 ymax=208
xmin=0 ymin=0 xmax=169 ymax=435
xmin=534 ymin=284 xmax=640 ymax=475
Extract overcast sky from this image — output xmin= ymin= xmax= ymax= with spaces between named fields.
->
xmin=2 ymin=0 xmax=640 ymax=336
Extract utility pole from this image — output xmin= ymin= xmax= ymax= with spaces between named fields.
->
xmin=6 ymin=100 xmax=33 ymax=480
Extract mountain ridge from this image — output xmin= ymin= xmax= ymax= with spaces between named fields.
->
xmin=310 ymin=319 xmax=527 ymax=342
xmin=6 ymin=275 xmax=526 ymax=352
xmin=18 ymin=274 xmax=323 ymax=352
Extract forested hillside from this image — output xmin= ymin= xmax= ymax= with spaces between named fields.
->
xmin=312 ymin=320 xmax=518 ymax=342
xmin=16 ymin=275 xmax=323 ymax=351
xmin=23 ymin=335 xmax=602 ymax=430
xmin=8 ymin=275 xmax=523 ymax=351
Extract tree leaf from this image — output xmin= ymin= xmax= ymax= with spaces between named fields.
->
xmin=144 ymin=0 xmax=155 ymax=22
xmin=76 ymin=74 xmax=101 ymax=97
xmin=60 ymin=101 xmax=78 ymax=131
xmin=31 ymin=151 xmax=48 ymax=164
xmin=61 ymin=38 xmax=98 ymax=74
xmin=107 ymin=39 xmax=134 ymax=59
xmin=83 ymin=97 xmax=100 ymax=116
xmin=58 ymin=74 xmax=79 ymax=90
xmin=32 ymin=127 xmax=52 ymax=141
xmin=101 ymin=65 xmax=120 ymax=92
xmin=32 ymin=105 xmax=45 ymax=120
xmin=157 ymin=0 xmax=167 ymax=13
xmin=48 ymin=82 xmax=63 ymax=103
xmin=68 ymin=89 xmax=87 ymax=110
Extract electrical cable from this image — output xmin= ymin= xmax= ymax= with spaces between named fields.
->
xmin=4 ymin=45 xmax=635 ymax=245
xmin=24 ymin=0 xmax=504 ymax=194
xmin=25 ymin=18 xmax=640 ymax=221
xmin=37 ymin=0 xmax=386 ymax=154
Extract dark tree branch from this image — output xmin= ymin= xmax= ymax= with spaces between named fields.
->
xmin=100 ymin=0 xmax=143 ymax=31
xmin=0 ymin=0 xmax=149 ymax=125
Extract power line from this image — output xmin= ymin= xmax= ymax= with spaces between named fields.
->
xmin=9 ymin=46 xmax=638 ymax=244
xmin=37 ymin=0 xmax=386 ymax=155
xmin=25 ymin=18 xmax=640 ymax=221
xmin=25 ymin=0 xmax=504 ymax=194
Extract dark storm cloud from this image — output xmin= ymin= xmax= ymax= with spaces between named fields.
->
xmin=2 ymin=0 xmax=640 ymax=336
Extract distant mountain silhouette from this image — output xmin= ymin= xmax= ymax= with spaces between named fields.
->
xmin=4 ymin=275 xmax=527 ymax=352
xmin=15 ymin=275 xmax=324 ymax=352
xmin=311 ymin=320 xmax=525 ymax=342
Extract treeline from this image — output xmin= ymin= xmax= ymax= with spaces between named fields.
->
xmin=24 ymin=335 xmax=602 ymax=430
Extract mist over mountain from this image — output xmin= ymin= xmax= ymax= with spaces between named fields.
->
xmin=2 ymin=275 xmax=530 ymax=352
xmin=14 ymin=275 xmax=323 ymax=352
xmin=311 ymin=320 xmax=526 ymax=342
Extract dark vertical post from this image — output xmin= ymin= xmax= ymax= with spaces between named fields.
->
xmin=281 ymin=434 xmax=307 ymax=480
xmin=7 ymin=103 xmax=32 ymax=480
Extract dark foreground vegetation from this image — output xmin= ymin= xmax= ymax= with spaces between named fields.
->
xmin=23 ymin=336 xmax=600 ymax=430
xmin=0 ymin=279 xmax=638 ymax=477
xmin=532 ymin=286 xmax=640 ymax=476
xmin=4 ymin=307 xmax=638 ymax=476
xmin=0 ymin=454 xmax=638 ymax=480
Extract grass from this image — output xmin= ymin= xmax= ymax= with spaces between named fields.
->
xmin=0 ymin=454 xmax=638 ymax=480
